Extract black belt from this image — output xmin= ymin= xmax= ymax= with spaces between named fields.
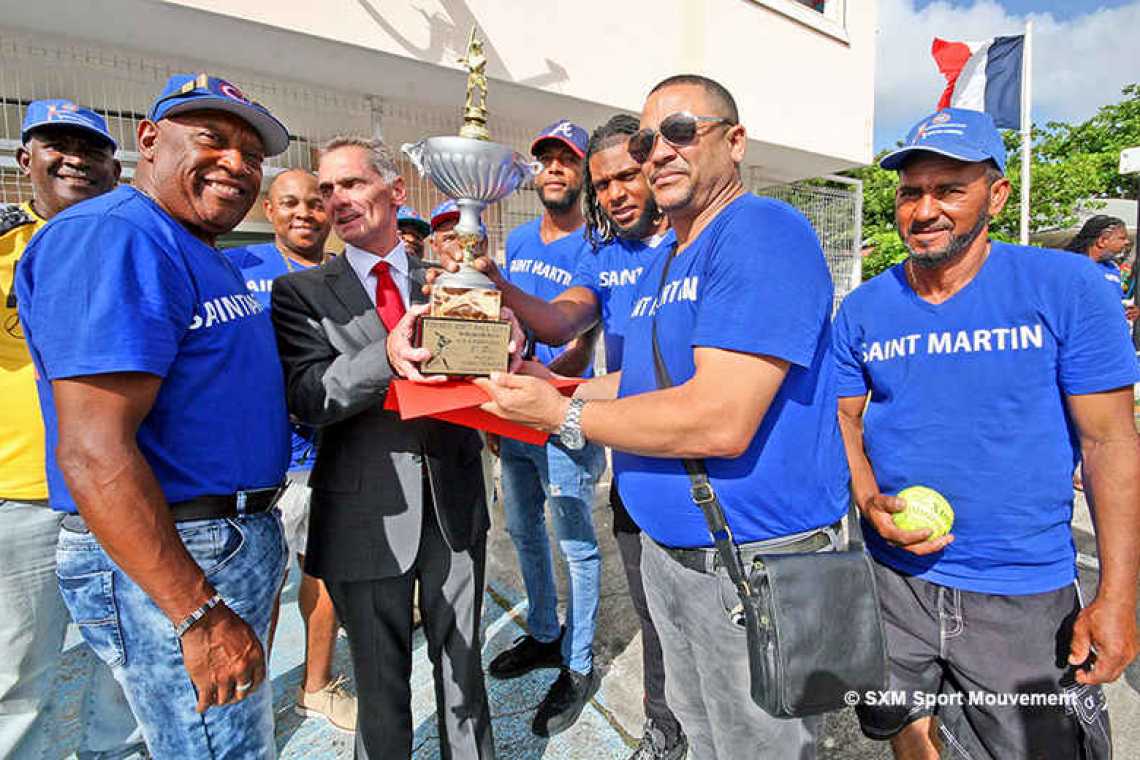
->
xmin=657 ymin=521 xmax=840 ymax=576
xmin=61 ymin=486 xmax=283 ymax=533
xmin=167 ymin=487 xmax=282 ymax=521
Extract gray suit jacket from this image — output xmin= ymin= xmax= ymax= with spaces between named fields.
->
xmin=270 ymin=253 xmax=488 ymax=582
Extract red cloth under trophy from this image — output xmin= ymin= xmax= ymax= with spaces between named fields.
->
xmin=384 ymin=377 xmax=586 ymax=444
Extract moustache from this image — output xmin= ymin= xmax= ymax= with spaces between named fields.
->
xmin=908 ymin=223 xmax=953 ymax=236
xmin=649 ymin=162 xmax=690 ymax=185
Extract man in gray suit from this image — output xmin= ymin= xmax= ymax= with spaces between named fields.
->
xmin=270 ymin=136 xmax=494 ymax=759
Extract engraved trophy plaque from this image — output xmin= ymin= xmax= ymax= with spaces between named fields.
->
xmin=401 ymin=28 xmax=539 ymax=376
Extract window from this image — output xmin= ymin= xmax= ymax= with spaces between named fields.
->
xmin=750 ymin=0 xmax=848 ymax=43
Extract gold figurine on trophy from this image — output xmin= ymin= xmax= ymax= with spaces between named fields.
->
xmin=458 ymin=28 xmax=490 ymax=141
xmin=400 ymin=26 xmax=541 ymax=375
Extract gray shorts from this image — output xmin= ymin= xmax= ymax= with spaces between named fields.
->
xmin=857 ymin=557 xmax=1111 ymax=759
xmin=277 ymin=470 xmax=312 ymax=557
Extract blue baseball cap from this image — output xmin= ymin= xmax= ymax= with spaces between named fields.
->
xmin=397 ymin=205 xmax=430 ymax=237
xmin=429 ymin=199 xmax=485 ymax=234
xmin=148 ymin=73 xmax=290 ymax=156
xmin=21 ymin=99 xmax=117 ymax=150
xmin=880 ymin=108 xmax=1006 ymax=173
xmin=531 ymin=120 xmax=588 ymax=159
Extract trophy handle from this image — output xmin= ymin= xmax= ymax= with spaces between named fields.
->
xmin=517 ymin=156 xmax=543 ymax=179
xmin=401 ymin=140 xmax=427 ymax=174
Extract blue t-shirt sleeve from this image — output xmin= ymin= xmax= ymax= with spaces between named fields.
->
xmin=22 ymin=217 xmax=193 ymax=380
xmin=832 ymin=301 xmax=869 ymax=397
xmin=1058 ymin=261 xmax=1140 ymax=395
xmin=691 ymin=202 xmax=831 ymax=367
xmin=570 ymin=249 xmax=601 ymax=295
xmin=503 ymin=230 xmax=520 ymax=286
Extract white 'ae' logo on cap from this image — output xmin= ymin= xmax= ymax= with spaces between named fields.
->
xmin=549 ymin=122 xmax=576 ymax=138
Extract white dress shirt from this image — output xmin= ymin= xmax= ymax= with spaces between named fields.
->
xmin=344 ymin=240 xmax=412 ymax=309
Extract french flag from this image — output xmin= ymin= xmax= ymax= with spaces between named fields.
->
xmin=932 ymin=36 xmax=1024 ymax=129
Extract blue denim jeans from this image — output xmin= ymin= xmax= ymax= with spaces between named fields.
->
xmin=498 ymin=437 xmax=604 ymax=674
xmin=0 ymin=498 xmax=144 ymax=760
xmin=56 ymin=510 xmax=287 ymax=759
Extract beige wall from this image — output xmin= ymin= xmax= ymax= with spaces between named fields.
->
xmin=3 ymin=0 xmax=877 ymax=182
xmin=161 ymin=0 xmax=877 ymax=174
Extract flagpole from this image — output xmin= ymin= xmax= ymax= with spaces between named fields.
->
xmin=1019 ymin=20 xmax=1033 ymax=244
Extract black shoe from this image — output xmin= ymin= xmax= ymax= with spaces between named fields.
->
xmin=629 ymin=718 xmax=688 ymax=760
xmin=488 ymin=627 xmax=564 ymax=679
xmin=532 ymin=667 xmax=601 ymax=737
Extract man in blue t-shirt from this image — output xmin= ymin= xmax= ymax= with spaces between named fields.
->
xmin=475 ymin=76 xmax=849 ymax=759
xmin=1064 ymin=214 xmax=1136 ymax=319
xmin=396 ymin=205 xmax=430 ymax=259
xmin=478 ymin=119 xmax=607 ymax=738
xmin=833 ymin=108 xmax=1140 ymax=760
xmin=16 ymin=75 xmax=292 ymax=759
xmin=1 ymin=98 xmax=144 ymax=760
xmin=1062 ymin=214 xmax=1135 ymax=492
xmin=226 ymin=169 xmax=357 ymax=731
xmin=429 ymin=115 xmax=684 ymax=759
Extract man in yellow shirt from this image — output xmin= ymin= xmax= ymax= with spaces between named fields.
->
xmin=0 ymin=99 xmax=143 ymax=760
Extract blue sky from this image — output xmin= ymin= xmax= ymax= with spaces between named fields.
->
xmin=913 ymin=0 xmax=1135 ymax=20
xmin=875 ymin=0 xmax=1140 ymax=151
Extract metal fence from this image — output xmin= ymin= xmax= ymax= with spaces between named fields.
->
xmin=0 ymin=29 xmax=547 ymax=259
xmin=1 ymin=29 xmax=863 ymax=290
xmin=753 ymin=171 xmax=864 ymax=310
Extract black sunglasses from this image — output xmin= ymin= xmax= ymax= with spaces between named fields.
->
xmin=628 ymin=111 xmax=734 ymax=163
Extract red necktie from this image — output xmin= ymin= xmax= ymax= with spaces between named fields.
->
xmin=372 ymin=260 xmax=406 ymax=331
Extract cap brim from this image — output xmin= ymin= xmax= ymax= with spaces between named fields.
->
xmin=21 ymin=119 xmax=117 ymax=151
xmin=399 ymin=218 xmax=431 ymax=237
xmin=530 ymin=135 xmax=584 ymax=159
xmin=430 ymin=210 xmax=460 ymax=231
xmin=161 ymin=99 xmax=290 ymax=156
xmin=880 ymin=145 xmax=996 ymax=172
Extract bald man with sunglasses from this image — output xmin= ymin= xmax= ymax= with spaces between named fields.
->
xmin=473 ymin=74 xmax=849 ymax=759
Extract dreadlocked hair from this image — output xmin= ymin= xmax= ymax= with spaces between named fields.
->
xmin=582 ymin=114 xmax=642 ymax=251
xmin=1065 ymin=215 xmax=1126 ymax=254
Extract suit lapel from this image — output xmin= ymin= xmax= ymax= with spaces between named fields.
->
xmin=407 ymin=257 xmax=431 ymax=308
xmin=324 ymin=253 xmax=387 ymax=341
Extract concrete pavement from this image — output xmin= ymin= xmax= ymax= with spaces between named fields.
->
xmin=45 ymin=475 xmax=1139 ymax=759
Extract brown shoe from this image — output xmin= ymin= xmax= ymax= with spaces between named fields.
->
xmin=295 ymin=674 xmax=358 ymax=732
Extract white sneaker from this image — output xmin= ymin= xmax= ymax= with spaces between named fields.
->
xmin=295 ymin=674 xmax=358 ymax=732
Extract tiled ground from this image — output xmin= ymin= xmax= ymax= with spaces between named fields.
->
xmin=47 ymin=558 xmax=634 ymax=759
xmin=45 ymin=458 xmax=1140 ymax=759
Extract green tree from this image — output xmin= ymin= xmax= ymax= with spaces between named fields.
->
xmin=848 ymin=84 xmax=1140 ymax=279
xmin=996 ymin=83 xmax=1140 ymax=239
xmin=841 ymin=152 xmax=905 ymax=279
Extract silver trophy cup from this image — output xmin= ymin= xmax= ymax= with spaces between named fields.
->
xmin=402 ymin=136 xmax=539 ymax=291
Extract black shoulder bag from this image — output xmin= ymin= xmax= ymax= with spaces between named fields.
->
xmin=649 ymin=244 xmax=887 ymax=718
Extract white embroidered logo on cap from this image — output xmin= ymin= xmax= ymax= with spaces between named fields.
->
xmin=549 ymin=122 xmax=576 ymax=139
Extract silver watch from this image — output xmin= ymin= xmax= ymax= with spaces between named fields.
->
xmin=557 ymin=398 xmax=587 ymax=450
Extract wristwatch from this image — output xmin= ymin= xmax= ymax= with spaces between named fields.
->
xmin=557 ymin=398 xmax=587 ymax=450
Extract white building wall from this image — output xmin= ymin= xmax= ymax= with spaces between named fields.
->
xmin=0 ymin=0 xmax=872 ymax=280
xmin=0 ymin=29 xmax=548 ymax=254
xmin=4 ymin=0 xmax=877 ymax=183
xmin=164 ymin=0 xmax=877 ymax=176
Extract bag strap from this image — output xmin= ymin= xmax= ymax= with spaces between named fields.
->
xmin=649 ymin=244 xmax=754 ymax=599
